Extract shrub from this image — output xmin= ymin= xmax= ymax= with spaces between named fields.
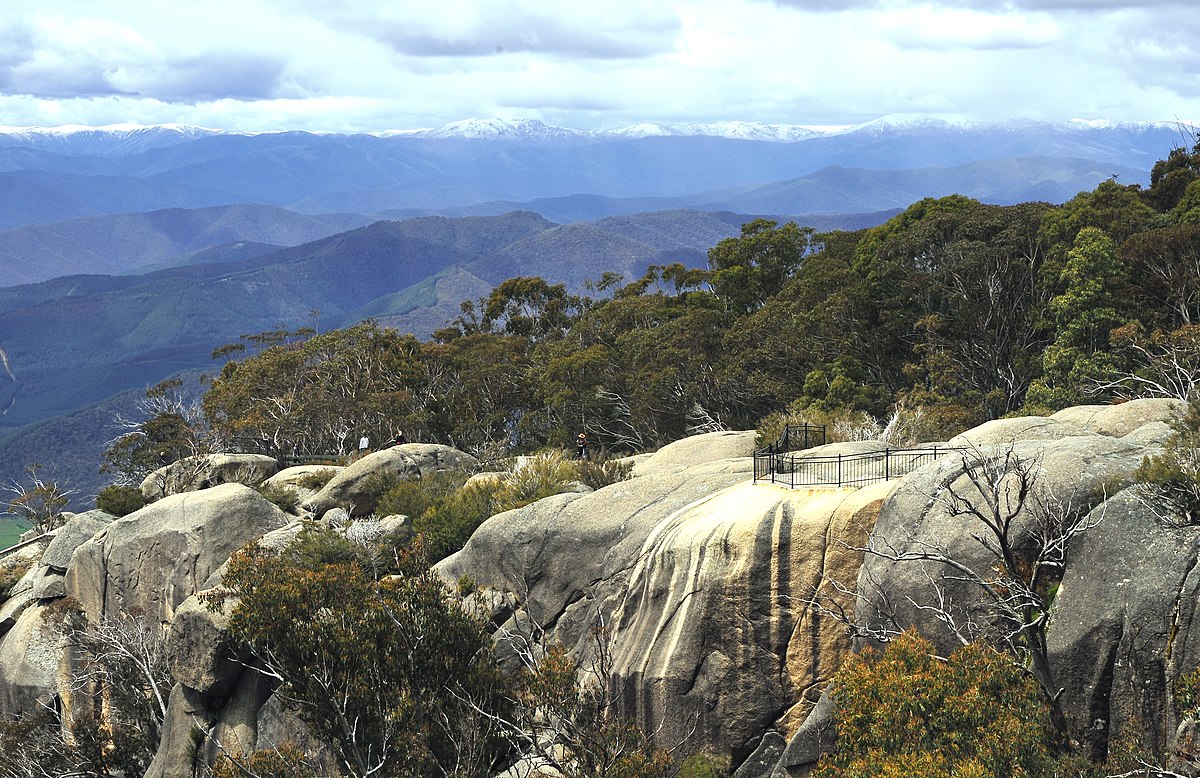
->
xmin=375 ymin=471 xmax=467 ymax=519
xmin=677 ymin=753 xmax=732 ymax=777
xmin=813 ymin=631 xmax=1055 ymax=778
xmin=209 ymin=530 xmax=513 ymax=778
xmin=209 ymin=742 xmax=325 ymax=778
xmin=414 ymin=482 xmax=502 ymax=562
xmin=296 ymin=469 xmax=338 ymax=491
xmin=1176 ymin=665 xmax=1200 ymax=718
xmin=501 ymin=450 xmax=578 ymax=508
xmin=1135 ymin=398 xmax=1200 ymax=526
xmin=96 ymin=484 xmax=146 ymax=517
xmin=573 ymin=452 xmax=633 ymax=490
xmin=0 ymin=557 xmax=33 ymax=599
xmin=256 ymin=483 xmax=300 ymax=514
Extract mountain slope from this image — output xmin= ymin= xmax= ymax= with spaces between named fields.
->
xmin=706 ymin=156 xmax=1148 ymax=214
xmin=0 ymin=204 xmax=374 ymax=287
xmin=0 ymin=209 xmax=741 ymax=433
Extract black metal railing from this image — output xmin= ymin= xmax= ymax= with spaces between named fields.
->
xmin=754 ymin=443 xmax=959 ymax=489
xmin=753 ymin=424 xmax=827 ymax=483
xmin=278 ymin=453 xmax=345 ymax=468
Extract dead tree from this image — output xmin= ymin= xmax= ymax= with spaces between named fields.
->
xmin=815 ymin=443 xmax=1104 ymax=746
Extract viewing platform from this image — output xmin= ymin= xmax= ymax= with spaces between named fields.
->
xmin=753 ymin=424 xmax=959 ymax=489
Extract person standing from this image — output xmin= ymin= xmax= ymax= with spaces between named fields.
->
xmin=575 ymin=432 xmax=590 ymax=460
xmin=358 ymin=435 xmax=370 ymax=457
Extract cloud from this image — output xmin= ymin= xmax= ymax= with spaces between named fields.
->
xmin=277 ymin=0 xmax=683 ymax=60
xmin=874 ymin=7 xmax=1060 ymax=50
xmin=0 ymin=0 xmax=1196 ymax=133
xmin=113 ymin=53 xmax=288 ymax=102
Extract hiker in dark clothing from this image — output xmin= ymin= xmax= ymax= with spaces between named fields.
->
xmin=575 ymin=432 xmax=590 ymax=460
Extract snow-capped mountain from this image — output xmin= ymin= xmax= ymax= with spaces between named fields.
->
xmin=0 ymin=116 xmax=1188 ymax=154
xmin=0 ymin=123 xmax=223 ymax=156
xmin=411 ymin=118 xmax=587 ymax=141
xmin=596 ymin=121 xmax=822 ymax=142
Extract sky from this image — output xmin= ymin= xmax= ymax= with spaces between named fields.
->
xmin=0 ymin=0 xmax=1197 ymax=133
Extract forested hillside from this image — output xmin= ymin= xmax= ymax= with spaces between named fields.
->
xmin=179 ymin=138 xmax=1200 ymax=469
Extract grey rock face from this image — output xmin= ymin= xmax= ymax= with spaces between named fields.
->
xmin=630 ymin=430 xmax=757 ymax=477
xmin=0 ymin=563 xmax=42 ymax=636
xmin=855 ymin=434 xmax=1151 ymax=654
xmin=1050 ymin=398 xmax=1185 ymax=437
xmin=141 ymin=453 xmax=280 ymax=502
xmin=439 ymin=453 xmax=888 ymax=762
xmin=0 ymin=602 xmax=68 ymax=716
xmin=145 ymin=684 xmax=220 ymax=778
xmin=303 ymin=443 xmax=478 ymax=517
xmin=166 ymin=593 xmax=245 ymax=697
xmin=947 ymin=416 xmax=1092 ymax=447
xmin=1048 ymin=488 xmax=1200 ymax=761
xmin=40 ymin=509 xmax=115 ymax=572
xmin=66 ymin=483 xmax=289 ymax=625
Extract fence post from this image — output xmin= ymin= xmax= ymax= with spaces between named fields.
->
xmin=837 ymin=454 xmax=842 ymax=487
xmin=884 ymin=447 xmax=890 ymax=481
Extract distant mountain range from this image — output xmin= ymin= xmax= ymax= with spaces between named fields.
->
xmin=0 ymin=115 xmax=1182 ymax=145
xmin=0 ymin=117 xmax=1183 ymax=234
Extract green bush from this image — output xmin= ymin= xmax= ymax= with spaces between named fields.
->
xmin=256 ymin=483 xmax=300 ymax=514
xmin=209 ymin=742 xmax=325 ymax=778
xmin=1135 ymin=398 xmax=1200 ymax=526
xmin=1176 ymin=665 xmax=1200 ymax=718
xmin=0 ymin=557 xmax=33 ymax=599
xmin=573 ymin=452 xmax=633 ymax=490
xmin=501 ymin=450 xmax=577 ymax=508
xmin=296 ymin=469 xmax=338 ymax=491
xmin=414 ymin=482 xmax=502 ymax=562
xmin=96 ymin=484 xmax=146 ymax=517
xmin=677 ymin=753 xmax=732 ymax=777
xmin=814 ymin=631 xmax=1055 ymax=778
xmin=376 ymin=471 xmax=467 ymax=520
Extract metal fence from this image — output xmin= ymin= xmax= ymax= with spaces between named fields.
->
xmin=754 ymin=444 xmax=959 ymax=489
xmin=752 ymin=424 xmax=827 ymax=482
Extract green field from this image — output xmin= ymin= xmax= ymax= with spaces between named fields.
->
xmin=0 ymin=515 xmax=32 ymax=549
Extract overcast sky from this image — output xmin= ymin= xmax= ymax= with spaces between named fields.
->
xmin=0 ymin=0 xmax=1197 ymax=133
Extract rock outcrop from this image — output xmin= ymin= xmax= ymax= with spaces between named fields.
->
xmin=629 ymin=430 xmax=758 ymax=477
xmin=303 ymin=443 xmax=478 ymax=517
xmin=67 ymin=484 xmax=289 ymax=625
xmin=4 ymin=401 xmax=1198 ymax=777
xmin=439 ymin=447 xmax=892 ymax=762
xmin=141 ymin=453 xmax=280 ymax=502
xmin=1048 ymin=488 xmax=1200 ymax=762
xmin=773 ymin=400 xmax=1187 ymax=776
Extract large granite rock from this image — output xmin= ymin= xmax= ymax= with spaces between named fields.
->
xmin=0 ymin=563 xmax=41 ymax=636
xmin=142 ymin=454 xmax=280 ymax=503
xmin=439 ymin=448 xmax=891 ymax=763
xmin=1048 ymin=488 xmax=1200 ymax=763
xmin=630 ymin=430 xmax=758 ymax=478
xmin=303 ymin=443 xmax=478 ymax=517
xmin=854 ymin=434 xmax=1151 ymax=654
xmin=770 ymin=429 xmax=1170 ymax=775
xmin=1050 ymin=398 xmax=1185 ymax=437
xmin=66 ymin=483 xmax=290 ymax=625
xmin=166 ymin=593 xmax=245 ymax=697
xmin=145 ymin=684 xmax=220 ymax=778
xmin=947 ymin=416 xmax=1092 ymax=447
xmin=0 ymin=602 xmax=69 ymax=716
xmin=40 ymin=509 xmax=115 ymax=572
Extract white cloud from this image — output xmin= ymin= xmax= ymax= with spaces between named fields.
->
xmin=0 ymin=0 xmax=1195 ymax=131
